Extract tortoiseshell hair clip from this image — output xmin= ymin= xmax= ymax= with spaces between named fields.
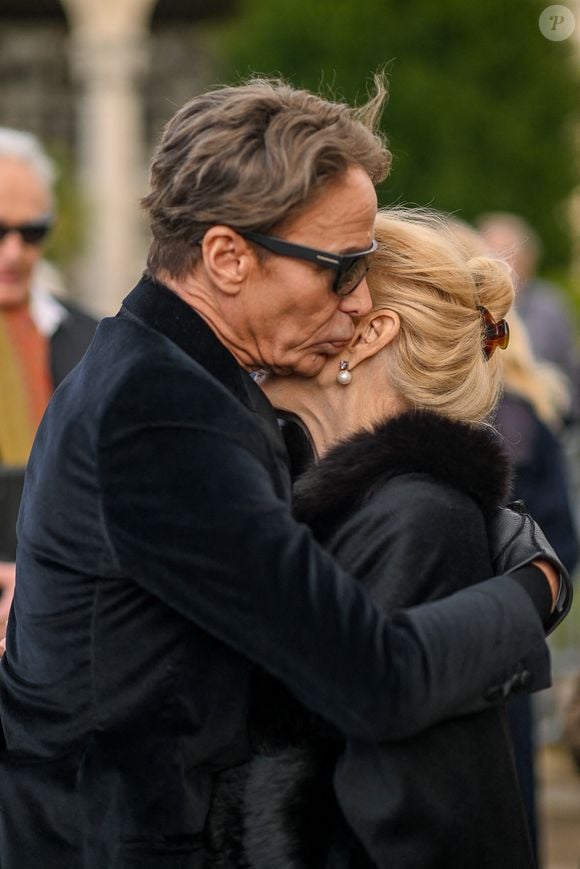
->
xmin=477 ymin=305 xmax=510 ymax=360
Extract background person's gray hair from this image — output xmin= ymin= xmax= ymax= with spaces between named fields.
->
xmin=0 ymin=127 xmax=56 ymax=211
xmin=477 ymin=211 xmax=543 ymax=267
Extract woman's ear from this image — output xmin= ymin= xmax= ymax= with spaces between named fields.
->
xmin=348 ymin=310 xmax=400 ymax=369
xmin=200 ymin=226 xmax=253 ymax=295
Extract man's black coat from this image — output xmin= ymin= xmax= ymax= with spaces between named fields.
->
xmin=0 ymin=276 xmax=549 ymax=868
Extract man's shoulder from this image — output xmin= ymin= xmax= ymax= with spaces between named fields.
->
xmin=84 ymin=314 xmax=263 ymax=450
xmin=57 ymin=297 xmax=99 ymax=332
xmin=93 ymin=314 xmax=231 ymax=394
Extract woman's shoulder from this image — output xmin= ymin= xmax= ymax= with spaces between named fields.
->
xmin=367 ymin=470 xmax=479 ymax=523
xmin=294 ymin=409 xmax=511 ymax=538
xmin=298 ymin=411 xmax=509 ymax=606
xmin=335 ymin=470 xmax=492 ymax=597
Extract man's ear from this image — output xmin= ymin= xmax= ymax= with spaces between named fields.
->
xmin=348 ymin=310 xmax=400 ymax=369
xmin=200 ymin=226 xmax=254 ymax=295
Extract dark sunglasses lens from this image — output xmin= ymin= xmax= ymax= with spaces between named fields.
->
xmin=336 ymin=256 xmax=370 ymax=295
xmin=21 ymin=224 xmax=51 ymax=244
xmin=0 ymin=223 xmax=51 ymax=245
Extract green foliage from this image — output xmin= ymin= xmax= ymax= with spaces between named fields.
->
xmin=213 ymin=0 xmax=580 ymax=271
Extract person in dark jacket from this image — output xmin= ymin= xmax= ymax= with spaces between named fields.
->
xmin=494 ymin=312 xmax=578 ymax=575
xmin=0 ymin=82 xmax=567 ymax=868
xmin=0 ymin=128 xmax=97 ymax=618
xmin=206 ymin=209 xmax=540 ymax=868
xmin=494 ymin=311 xmax=579 ymax=863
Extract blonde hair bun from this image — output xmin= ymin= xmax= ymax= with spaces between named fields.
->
xmin=466 ymin=256 xmax=514 ymax=323
xmin=367 ymin=209 xmax=516 ymax=424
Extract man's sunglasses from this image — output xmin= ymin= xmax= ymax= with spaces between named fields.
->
xmin=240 ymin=230 xmax=377 ymax=296
xmin=0 ymin=219 xmax=53 ymax=246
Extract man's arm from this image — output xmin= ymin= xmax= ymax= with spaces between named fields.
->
xmin=97 ymin=373 xmax=554 ymax=743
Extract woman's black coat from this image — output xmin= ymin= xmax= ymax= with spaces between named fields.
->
xmin=207 ymin=410 xmax=534 ymax=868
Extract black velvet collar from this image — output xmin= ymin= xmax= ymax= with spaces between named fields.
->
xmin=293 ymin=409 xmax=512 ymax=532
xmin=120 ymin=274 xmax=284 ymax=447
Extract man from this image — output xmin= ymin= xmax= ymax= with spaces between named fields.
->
xmin=0 ymin=128 xmax=97 ymax=625
xmin=0 ymin=80 xmax=569 ymax=867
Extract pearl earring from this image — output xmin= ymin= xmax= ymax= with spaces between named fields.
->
xmin=337 ymin=360 xmax=352 ymax=385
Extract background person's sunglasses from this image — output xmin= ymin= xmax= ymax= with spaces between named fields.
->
xmin=240 ymin=230 xmax=377 ymax=296
xmin=0 ymin=219 xmax=53 ymax=246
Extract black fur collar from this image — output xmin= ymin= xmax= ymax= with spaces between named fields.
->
xmin=293 ymin=409 xmax=511 ymax=538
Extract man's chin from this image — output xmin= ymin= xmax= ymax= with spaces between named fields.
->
xmin=265 ymin=344 xmax=344 ymax=378
xmin=0 ymin=283 xmax=29 ymax=307
xmin=284 ymin=353 xmax=330 ymax=379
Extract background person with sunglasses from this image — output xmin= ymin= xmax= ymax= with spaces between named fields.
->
xmin=0 ymin=80 xmax=570 ymax=868
xmin=0 ymin=128 xmax=97 ymax=629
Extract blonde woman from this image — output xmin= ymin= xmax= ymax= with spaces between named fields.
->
xmin=206 ymin=210 xmax=534 ymax=868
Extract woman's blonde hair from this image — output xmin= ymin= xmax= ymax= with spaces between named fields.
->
xmin=442 ymin=217 xmax=570 ymax=427
xmin=367 ymin=209 xmax=515 ymax=424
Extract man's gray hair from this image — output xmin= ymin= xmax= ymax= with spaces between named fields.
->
xmin=143 ymin=76 xmax=390 ymax=280
xmin=0 ymin=128 xmax=56 ymax=209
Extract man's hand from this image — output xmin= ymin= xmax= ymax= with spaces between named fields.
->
xmin=490 ymin=505 xmax=572 ymax=635
xmin=0 ymin=561 xmax=16 ymax=629
xmin=531 ymin=559 xmax=560 ymax=610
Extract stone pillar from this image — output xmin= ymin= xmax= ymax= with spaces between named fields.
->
xmin=60 ymin=0 xmax=157 ymax=315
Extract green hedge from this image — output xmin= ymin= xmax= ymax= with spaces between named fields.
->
xmin=212 ymin=0 xmax=580 ymax=275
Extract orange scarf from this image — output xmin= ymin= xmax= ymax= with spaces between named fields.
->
xmin=0 ymin=304 xmax=53 ymax=465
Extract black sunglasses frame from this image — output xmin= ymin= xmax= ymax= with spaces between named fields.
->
xmin=0 ymin=218 xmax=53 ymax=246
xmin=240 ymin=230 xmax=377 ymax=296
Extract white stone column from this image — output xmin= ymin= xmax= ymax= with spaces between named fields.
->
xmin=60 ymin=0 xmax=157 ymax=315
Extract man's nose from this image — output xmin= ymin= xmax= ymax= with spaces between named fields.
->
xmin=337 ymin=276 xmax=373 ymax=317
xmin=0 ymin=231 xmax=27 ymax=260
